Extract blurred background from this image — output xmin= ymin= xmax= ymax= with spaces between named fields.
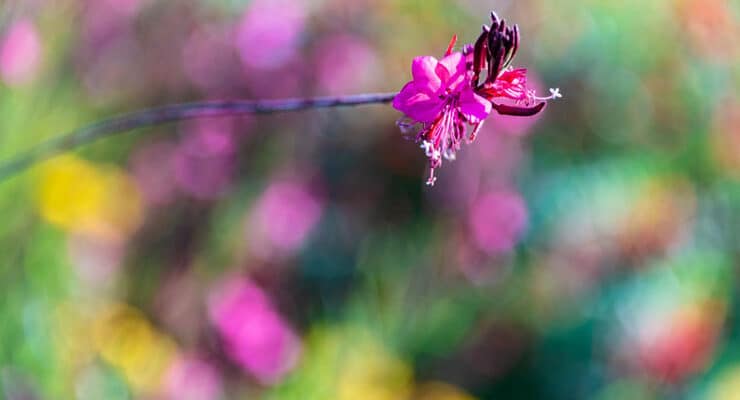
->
xmin=1 ymin=0 xmax=739 ymax=398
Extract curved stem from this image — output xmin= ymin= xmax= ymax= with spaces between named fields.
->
xmin=0 ymin=92 xmax=398 ymax=182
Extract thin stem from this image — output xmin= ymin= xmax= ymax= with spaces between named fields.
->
xmin=0 ymin=92 xmax=398 ymax=182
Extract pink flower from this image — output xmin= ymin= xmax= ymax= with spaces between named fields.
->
xmin=393 ymin=50 xmax=491 ymax=186
xmin=393 ymin=12 xmax=561 ymax=186
xmin=470 ymin=13 xmax=562 ymax=113
xmin=207 ymin=279 xmax=301 ymax=385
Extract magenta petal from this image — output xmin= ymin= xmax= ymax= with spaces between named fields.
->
xmin=438 ymin=52 xmax=467 ymax=91
xmin=498 ymin=68 xmax=528 ymax=84
xmin=435 ymin=63 xmax=450 ymax=85
xmin=459 ymin=88 xmax=492 ymax=123
xmin=438 ymin=52 xmax=465 ymax=76
xmin=392 ymin=82 xmax=445 ymax=123
xmin=411 ymin=56 xmax=442 ymax=94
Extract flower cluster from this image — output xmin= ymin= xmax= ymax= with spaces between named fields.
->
xmin=393 ymin=12 xmax=562 ymax=186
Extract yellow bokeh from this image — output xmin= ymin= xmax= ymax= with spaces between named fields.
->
xmin=92 ymin=303 xmax=177 ymax=394
xmin=334 ymin=328 xmax=412 ymax=400
xmin=36 ymin=156 xmax=143 ymax=240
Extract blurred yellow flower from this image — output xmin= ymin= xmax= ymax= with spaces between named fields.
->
xmin=36 ymin=156 xmax=143 ymax=240
xmin=334 ymin=329 xmax=412 ymax=400
xmin=93 ymin=303 xmax=177 ymax=394
xmin=288 ymin=326 xmax=412 ymax=400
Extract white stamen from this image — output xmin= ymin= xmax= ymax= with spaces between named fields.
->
xmin=528 ymin=87 xmax=563 ymax=103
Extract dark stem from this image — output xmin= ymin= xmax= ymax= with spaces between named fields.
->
xmin=0 ymin=92 xmax=397 ymax=182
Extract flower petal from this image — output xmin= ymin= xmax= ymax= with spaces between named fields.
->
xmin=439 ymin=52 xmax=466 ymax=77
xmin=393 ymin=81 xmax=445 ymax=123
xmin=459 ymin=87 xmax=492 ymax=123
xmin=486 ymin=68 xmax=528 ymax=100
xmin=498 ymin=68 xmax=527 ymax=84
xmin=411 ymin=56 xmax=442 ymax=94
xmin=438 ymin=52 xmax=467 ymax=91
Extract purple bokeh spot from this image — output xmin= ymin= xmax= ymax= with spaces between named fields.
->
xmin=207 ymin=279 xmax=301 ymax=385
xmin=0 ymin=19 xmax=42 ymax=86
xmin=247 ymin=179 xmax=323 ymax=259
xmin=236 ymin=0 xmax=307 ymax=70
xmin=173 ymin=123 xmax=236 ymax=200
xmin=130 ymin=140 xmax=179 ymax=206
xmin=165 ymin=356 xmax=223 ymax=400
xmin=314 ymin=35 xmax=379 ymax=95
xmin=468 ymin=190 xmax=528 ymax=255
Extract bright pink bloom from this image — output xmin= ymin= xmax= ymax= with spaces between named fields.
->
xmin=207 ymin=279 xmax=301 ymax=385
xmin=393 ymin=52 xmax=491 ymax=186
xmin=393 ymin=12 xmax=561 ymax=186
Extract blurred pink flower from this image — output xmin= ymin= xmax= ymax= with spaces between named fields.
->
xmin=130 ymin=140 xmax=179 ymax=205
xmin=99 ymin=0 xmax=143 ymax=17
xmin=236 ymin=0 xmax=307 ymax=70
xmin=208 ymin=279 xmax=301 ymax=385
xmin=173 ymin=123 xmax=236 ymax=200
xmin=165 ymin=356 xmax=223 ymax=400
xmin=182 ymin=25 xmax=239 ymax=94
xmin=393 ymin=50 xmax=491 ymax=186
xmin=0 ymin=19 xmax=42 ymax=86
xmin=247 ymin=179 xmax=323 ymax=259
xmin=82 ymin=0 xmax=140 ymax=48
xmin=467 ymin=190 xmax=528 ymax=255
xmin=314 ymin=35 xmax=379 ymax=95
